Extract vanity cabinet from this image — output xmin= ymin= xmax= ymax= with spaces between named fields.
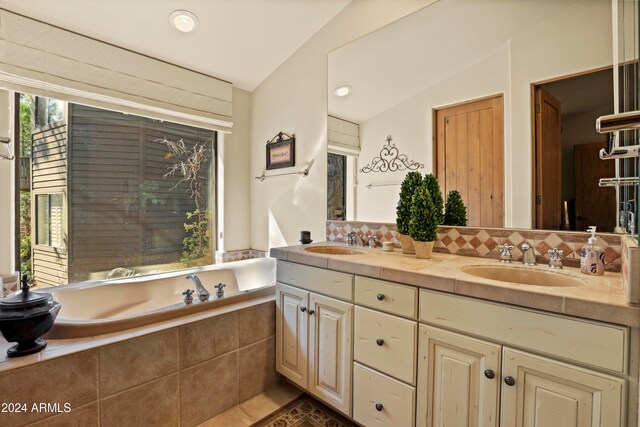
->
xmin=418 ymin=290 xmax=628 ymax=427
xmin=275 ymin=262 xmax=354 ymax=416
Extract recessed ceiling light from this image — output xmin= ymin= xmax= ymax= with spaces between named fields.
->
xmin=334 ymin=85 xmax=351 ymax=97
xmin=169 ymin=10 xmax=199 ymax=33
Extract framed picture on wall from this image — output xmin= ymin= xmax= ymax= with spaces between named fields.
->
xmin=266 ymin=132 xmax=295 ymax=170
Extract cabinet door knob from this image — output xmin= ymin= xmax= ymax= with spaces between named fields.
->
xmin=300 ymin=306 xmax=306 ymax=312
xmin=308 ymin=309 xmax=315 ymax=315
xmin=504 ymin=376 xmax=516 ymax=386
xmin=375 ymin=403 xmax=383 ymax=412
xmin=377 ymin=293 xmax=385 ymax=301
xmin=376 ymin=338 xmax=384 ymax=346
xmin=484 ymin=369 xmax=495 ymax=379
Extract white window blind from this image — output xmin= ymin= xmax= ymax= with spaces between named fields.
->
xmin=328 ymin=115 xmax=360 ymax=155
xmin=0 ymin=9 xmax=233 ymax=132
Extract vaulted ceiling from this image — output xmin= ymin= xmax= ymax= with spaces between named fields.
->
xmin=1 ymin=0 xmax=351 ymax=91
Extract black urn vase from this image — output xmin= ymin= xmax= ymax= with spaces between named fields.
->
xmin=0 ymin=275 xmax=61 ymax=357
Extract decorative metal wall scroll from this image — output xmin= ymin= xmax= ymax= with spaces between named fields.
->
xmin=266 ymin=132 xmax=295 ymax=170
xmin=359 ymin=135 xmax=424 ymax=173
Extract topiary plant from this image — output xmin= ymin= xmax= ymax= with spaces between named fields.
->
xmin=409 ymin=183 xmax=439 ymax=242
xmin=444 ymin=190 xmax=468 ymax=226
xmin=424 ymin=173 xmax=444 ymax=224
xmin=396 ymin=171 xmax=424 ymax=235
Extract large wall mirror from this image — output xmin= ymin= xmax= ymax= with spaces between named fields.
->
xmin=327 ymin=0 xmax=619 ymax=233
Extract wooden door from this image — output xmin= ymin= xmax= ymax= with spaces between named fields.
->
xmin=417 ymin=325 xmax=501 ymax=427
xmin=435 ymin=95 xmax=504 ymax=227
xmin=275 ymin=283 xmax=309 ymax=389
xmin=308 ymin=293 xmax=353 ymax=416
xmin=535 ymin=87 xmax=562 ymax=229
xmin=501 ymin=348 xmax=624 ymax=427
xmin=575 ymin=142 xmax=616 ymax=232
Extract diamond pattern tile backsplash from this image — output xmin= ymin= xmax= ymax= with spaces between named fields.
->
xmin=326 ymin=221 xmax=622 ymax=272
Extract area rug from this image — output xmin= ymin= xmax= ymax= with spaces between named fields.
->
xmin=252 ymin=395 xmax=356 ymax=427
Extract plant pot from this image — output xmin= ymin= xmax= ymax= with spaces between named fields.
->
xmin=413 ymin=241 xmax=435 ymax=259
xmin=397 ymin=233 xmax=415 ymax=254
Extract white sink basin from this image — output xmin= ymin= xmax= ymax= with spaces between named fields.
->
xmin=462 ymin=265 xmax=584 ymax=287
xmin=304 ymin=246 xmax=367 ymax=255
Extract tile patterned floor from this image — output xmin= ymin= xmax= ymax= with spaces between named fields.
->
xmin=253 ymin=395 xmax=356 ymax=427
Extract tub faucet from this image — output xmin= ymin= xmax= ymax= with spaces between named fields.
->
xmin=186 ymin=273 xmax=210 ymax=302
xmin=521 ymin=242 xmax=536 ymax=266
xmin=182 ymin=289 xmax=194 ymax=305
xmin=214 ymin=283 xmax=226 ymax=298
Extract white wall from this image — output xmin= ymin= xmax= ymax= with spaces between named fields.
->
xmin=221 ymin=87 xmax=252 ymax=252
xmin=355 ymin=0 xmax=612 ymax=227
xmin=0 ymin=89 xmax=15 ymax=275
xmin=249 ymin=0 xmax=436 ymax=251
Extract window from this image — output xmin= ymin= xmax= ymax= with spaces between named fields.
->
xmin=34 ymin=97 xmax=64 ymax=127
xmin=20 ymin=94 xmax=218 ymax=286
xmin=35 ymin=193 xmax=64 ymax=248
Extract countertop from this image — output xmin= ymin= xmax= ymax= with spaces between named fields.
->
xmin=271 ymin=242 xmax=640 ymax=327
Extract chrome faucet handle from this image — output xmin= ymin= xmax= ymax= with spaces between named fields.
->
xmin=214 ymin=283 xmax=226 ymax=298
xmin=521 ymin=242 xmax=537 ymax=266
xmin=368 ymin=235 xmax=378 ymax=248
xmin=497 ymin=244 xmax=514 ymax=263
xmin=345 ymin=232 xmax=355 ymax=246
xmin=547 ymin=248 xmax=564 ymax=269
xmin=182 ymin=289 xmax=194 ymax=305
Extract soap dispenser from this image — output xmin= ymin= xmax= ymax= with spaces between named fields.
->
xmin=580 ymin=226 xmax=605 ymax=275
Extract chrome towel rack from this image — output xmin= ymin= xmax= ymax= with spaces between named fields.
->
xmin=0 ymin=137 xmax=14 ymax=160
xmin=365 ymin=182 xmax=401 ymax=189
xmin=255 ymin=164 xmax=311 ymax=182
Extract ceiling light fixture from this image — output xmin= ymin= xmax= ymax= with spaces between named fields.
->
xmin=334 ymin=85 xmax=351 ymax=97
xmin=169 ymin=10 xmax=199 ymax=33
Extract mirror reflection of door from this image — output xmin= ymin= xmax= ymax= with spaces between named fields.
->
xmin=534 ymin=87 xmax=562 ymax=230
xmin=434 ymin=94 xmax=505 ymax=228
xmin=533 ymin=68 xmax=614 ymax=231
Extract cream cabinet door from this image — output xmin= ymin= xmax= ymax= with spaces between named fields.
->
xmin=417 ymin=325 xmax=501 ymax=427
xmin=501 ymin=348 xmax=625 ymax=427
xmin=308 ymin=292 xmax=353 ymax=416
xmin=275 ymin=283 xmax=309 ymax=389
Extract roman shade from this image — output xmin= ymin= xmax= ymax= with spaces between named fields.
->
xmin=0 ymin=9 xmax=233 ymax=132
xmin=328 ymin=115 xmax=360 ymax=155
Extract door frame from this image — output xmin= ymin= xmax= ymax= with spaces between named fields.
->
xmin=529 ymin=65 xmax=613 ymax=228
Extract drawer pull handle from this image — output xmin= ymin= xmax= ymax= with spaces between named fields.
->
xmin=375 ymin=403 xmax=383 ymax=412
xmin=300 ymin=307 xmax=306 ymax=313
xmin=376 ymin=293 xmax=385 ymax=301
xmin=376 ymin=338 xmax=384 ymax=346
xmin=484 ymin=369 xmax=495 ymax=379
xmin=504 ymin=376 xmax=516 ymax=386
xmin=308 ymin=309 xmax=315 ymax=315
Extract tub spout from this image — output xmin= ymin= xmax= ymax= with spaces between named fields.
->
xmin=186 ymin=273 xmax=210 ymax=302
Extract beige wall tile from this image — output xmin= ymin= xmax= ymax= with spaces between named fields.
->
xmin=180 ymin=351 xmax=239 ymax=427
xmin=238 ymin=301 xmax=275 ymax=347
xmin=0 ymin=350 xmax=97 ymax=427
xmin=27 ymin=402 xmax=99 ymax=427
xmin=180 ymin=312 xmax=238 ymax=369
xmin=100 ymin=374 xmax=179 ymax=427
xmin=238 ymin=337 xmax=281 ymax=402
xmin=99 ymin=329 xmax=178 ymax=397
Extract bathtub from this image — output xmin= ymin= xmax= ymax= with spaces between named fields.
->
xmin=46 ymin=258 xmax=276 ymax=339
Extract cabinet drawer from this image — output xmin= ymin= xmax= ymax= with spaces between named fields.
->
xmin=354 ymin=306 xmax=417 ymax=384
xmin=353 ymin=362 xmax=415 ymax=427
xmin=276 ymin=261 xmax=354 ymax=301
xmin=355 ymin=276 xmax=418 ymax=319
xmin=420 ymin=290 xmax=628 ymax=374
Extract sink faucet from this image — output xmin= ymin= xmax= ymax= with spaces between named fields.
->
xmin=547 ymin=248 xmax=564 ymax=269
xmin=186 ymin=273 xmax=210 ymax=302
xmin=497 ymin=243 xmax=514 ymax=263
xmin=368 ymin=235 xmax=378 ymax=248
xmin=521 ymin=242 xmax=536 ymax=266
xmin=347 ymin=231 xmax=364 ymax=247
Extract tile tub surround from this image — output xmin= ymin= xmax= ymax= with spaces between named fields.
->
xmin=0 ymin=299 xmax=279 ymax=427
xmin=271 ymin=243 xmax=640 ymax=327
xmin=326 ymin=221 xmax=623 ymax=272
xmin=216 ymin=249 xmax=267 ymax=263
